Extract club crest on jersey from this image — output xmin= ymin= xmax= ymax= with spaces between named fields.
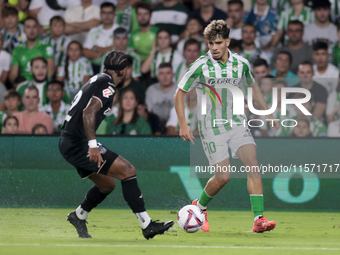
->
xmin=232 ymin=65 xmax=238 ymax=72
xmin=103 ymin=88 xmax=113 ymax=98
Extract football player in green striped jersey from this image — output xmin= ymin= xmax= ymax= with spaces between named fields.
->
xmin=175 ymin=20 xmax=279 ymax=233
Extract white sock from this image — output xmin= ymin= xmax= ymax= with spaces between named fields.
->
xmin=254 ymin=215 xmax=263 ymax=222
xmin=135 ymin=211 xmax=152 ymax=229
xmin=75 ymin=206 xmax=88 ymax=220
xmin=197 ymin=201 xmax=207 ymax=211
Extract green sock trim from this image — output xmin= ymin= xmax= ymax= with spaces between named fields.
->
xmin=250 ymin=195 xmax=264 ymax=218
xmin=198 ymin=189 xmax=213 ymax=207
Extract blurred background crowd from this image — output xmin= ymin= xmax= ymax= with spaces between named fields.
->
xmin=0 ymin=0 xmax=339 ymax=138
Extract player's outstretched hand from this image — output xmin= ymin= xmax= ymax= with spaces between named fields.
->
xmin=89 ymin=148 xmax=104 ymax=168
xmin=267 ymin=114 xmax=280 ymax=130
xmin=179 ymin=124 xmax=194 ymax=144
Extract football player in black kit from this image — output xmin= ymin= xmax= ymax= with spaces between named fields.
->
xmin=59 ymin=51 xmax=174 ymax=240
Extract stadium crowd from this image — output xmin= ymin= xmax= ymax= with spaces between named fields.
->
xmin=0 ymin=0 xmax=340 ymax=137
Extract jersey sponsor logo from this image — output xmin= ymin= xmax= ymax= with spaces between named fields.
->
xmin=207 ymin=78 xmax=239 ymax=86
xmin=221 ymin=69 xmax=228 ymax=75
xmin=103 ymin=88 xmax=113 ymax=98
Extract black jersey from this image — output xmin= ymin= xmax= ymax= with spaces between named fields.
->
xmin=61 ymin=72 xmax=116 ymax=139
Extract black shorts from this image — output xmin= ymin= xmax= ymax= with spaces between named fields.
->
xmin=59 ymin=135 xmax=119 ymax=179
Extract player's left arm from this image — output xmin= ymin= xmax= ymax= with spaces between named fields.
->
xmin=251 ymin=82 xmax=279 ymax=130
xmin=83 ymin=97 xmax=103 ymax=168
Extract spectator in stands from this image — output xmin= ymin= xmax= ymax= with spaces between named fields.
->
xmin=1 ymin=6 xmax=26 ymax=54
xmin=253 ymin=58 xmax=270 ymax=78
xmin=241 ymin=24 xmax=270 ymax=68
xmin=1 ymin=115 xmax=18 ymax=134
xmin=9 ymin=17 xmax=54 ymax=85
xmin=0 ymin=32 xmax=11 ymax=95
xmin=141 ymin=29 xmax=183 ymax=79
xmin=128 ymin=3 xmax=158 ymax=62
xmin=57 ymin=41 xmax=93 ymax=103
xmin=272 ymin=20 xmax=313 ymax=74
xmin=292 ymin=93 xmax=327 ymax=137
xmin=100 ymin=28 xmax=141 ymax=81
xmin=260 ymin=79 xmax=296 ymax=137
xmin=331 ymin=25 xmax=340 ymax=69
xmin=0 ymin=89 xmax=20 ymax=133
xmin=104 ymin=89 xmax=152 ymax=135
xmin=243 ymin=0 xmax=278 ymax=49
xmin=137 ymin=100 xmax=162 ymax=135
xmin=326 ymin=83 xmax=340 ymax=124
xmin=64 ymin=0 xmax=100 ymax=44
xmin=177 ymin=16 xmax=205 ymax=56
xmin=13 ymin=85 xmax=53 ymax=134
xmin=312 ymin=41 xmax=339 ymax=93
xmin=150 ymin=0 xmax=189 ymax=43
xmin=175 ymin=39 xmax=201 ymax=83
xmin=83 ymin=2 xmax=118 ymax=74
xmin=32 ymin=123 xmax=48 ymax=135
xmin=166 ymin=89 xmax=198 ymax=136
xmin=258 ymin=75 xmax=274 ymax=104
xmin=228 ymin=38 xmax=242 ymax=55
xmin=190 ymin=0 xmax=227 ymax=29
xmin=227 ymin=0 xmax=244 ymax=40
xmin=115 ymin=0 xmax=138 ymax=33
xmin=270 ymin=51 xmax=299 ymax=87
xmin=327 ymin=119 xmax=340 ymax=137
xmin=303 ymin=0 xmax=337 ymax=48
xmin=115 ymin=55 xmax=145 ymax=103
xmin=42 ymin=16 xmax=71 ymax=74
xmin=40 ymin=80 xmax=70 ymax=133
xmin=272 ymin=0 xmax=315 ymax=47
xmin=289 ymin=117 xmax=312 ymax=137
xmin=16 ymin=57 xmax=49 ymax=110
xmin=294 ymin=61 xmax=327 ymax=120
xmin=145 ymin=63 xmax=177 ymax=126
xmin=28 ymin=0 xmax=80 ymax=33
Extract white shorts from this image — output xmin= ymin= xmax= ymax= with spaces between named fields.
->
xmin=201 ymin=125 xmax=256 ymax=166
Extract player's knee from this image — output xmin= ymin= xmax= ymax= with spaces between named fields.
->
xmin=124 ymin=162 xmax=136 ymax=177
xmin=247 ymin=157 xmax=258 ymax=167
xmin=100 ymin=181 xmax=116 ymax=194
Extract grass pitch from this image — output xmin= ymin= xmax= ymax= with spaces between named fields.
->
xmin=1 ymin=208 xmax=340 ymax=255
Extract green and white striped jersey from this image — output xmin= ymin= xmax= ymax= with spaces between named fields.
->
xmin=175 ymin=61 xmax=189 ymax=83
xmin=100 ymin=48 xmax=141 ymax=78
xmin=151 ymin=48 xmax=183 ymax=78
xmin=57 ymin=56 xmax=93 ymax=102
xmin=1 ymin=24 xmax=26 ymax=54
xmin=177 ymin=50 xmax=255 ymax=137
xmin=284 ymin=116 xmax=327 ymax=137
xmin=0 ymin=110 xmax=7 ymax=133
xmin=42 ymin=35 xmax=71 ymax=68
xmin=277 ymin=6 xmax=315 ymax=30
xmin=252 ymin=0 xmax=290 ymax=14
xmin=40 ymin=101 xmax=70 ymax=133
xmin=330 ymin=0 xmax=340 ymax=22
xmin=326 ymin=91 xmax=340 ymax=121
xmin=16 ymin=80 xmax=50 ymax=110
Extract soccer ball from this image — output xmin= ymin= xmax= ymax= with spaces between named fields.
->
xmin=177 ymin=205 xmax=205 ymax=233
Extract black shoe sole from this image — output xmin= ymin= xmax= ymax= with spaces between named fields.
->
xmin=144 ymin=221 xmax=174 ymax=240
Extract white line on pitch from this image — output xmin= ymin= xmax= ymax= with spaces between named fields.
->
xmin=0 ymin=244 xmax=339 ymax=250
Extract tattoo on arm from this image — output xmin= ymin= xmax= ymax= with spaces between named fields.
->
xmin=83 ymin=97 xmax=102 ymax=141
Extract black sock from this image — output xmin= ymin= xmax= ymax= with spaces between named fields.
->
xmin=81 ymin=185 xmax=109 ymax=212
xmin=121 ymin=176 xmax=146 ymax=213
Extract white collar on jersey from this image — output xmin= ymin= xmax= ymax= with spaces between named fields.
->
xmin=208 ymin=49 xmax=233 ymax=64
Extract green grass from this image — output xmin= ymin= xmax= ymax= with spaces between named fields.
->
xmin=1 ymin=209 xmax=340 ymax=255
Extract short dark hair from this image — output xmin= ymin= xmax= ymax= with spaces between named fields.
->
xmin=277 ymin=50 xmax=293 ymax=65
xmin=3 ymin=116 xmax=18 ymax=128
xmin=114 ymin=27 xmax=128 ymax=37
xmin=184 ymin=38 xmax=200 ymax=51
xmin=4 ymin=89 xmax=21 ymax=101
xmin=157 ymin=28 xmax=171 ymax=38
xmin=100 ymin=2 xmax=115 ymax=11
xmin=243 ymin=23 xmax=256 ymax=32
xmin=47 ymin=80 xmax=64 ymax=89
xmin=229 ymin=39 xmax=242 ymax=51
xmin=24 ymin=85 xmax=39 ymax=96
xmin=253 ymin=58 xmax=269 ymax=68
xmin=2 ymin=6 xmax=18 ymax=17
xmin=312 ymin=41 xmax=328 ymax=51
xmin=312 ymin=0 xmax=331 ymax=10
xmin=32 ymin=124 xmax=48 ymax=134
xmin=135 ymin=2 xmax=152 ymax=14
xmin=227 ymin=0 xmax=244 ymax=8
xmin=126 ymin=55 xmax=133 ymax=67
xmin=186 ymin=16 xmax=202 ymax=27
xmin=23 ymin=17 xmax=38 ymax=26
xmin=30 ymin=56 xmax=48 ymax=67
xmin=50 ymin=15 xmax=65 ymax=27
xmin=158 ymin=62 xmax=172 ymax=70
xmin=298 ymin=60 xmax=314 ymax=70
xmin=287 ymin=20 xmax=304 ymax=29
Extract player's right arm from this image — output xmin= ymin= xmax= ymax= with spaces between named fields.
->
xmin=83 ymin=97 xmax=103 ymax=168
